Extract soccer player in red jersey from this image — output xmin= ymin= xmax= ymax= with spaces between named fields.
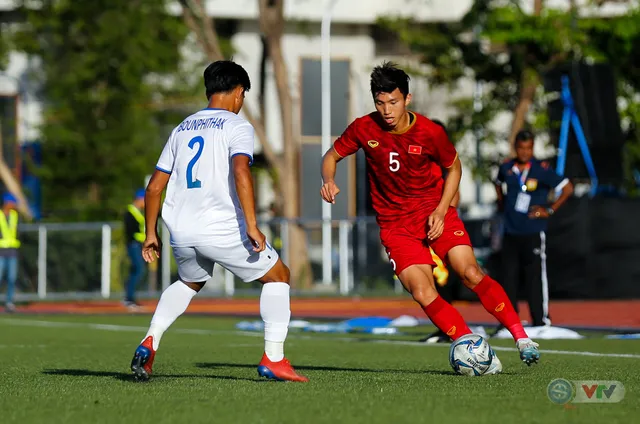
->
xmin=320 ymin=62 xmax=540 ymax=368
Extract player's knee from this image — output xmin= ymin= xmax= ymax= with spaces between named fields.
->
xmin=260 ymin=260 xmax=290 ymax=284
xmin=182 ymin=281 xmax=206 ymax=292
xmin=409 ymin=283 xmax=438 ymax=307
xmin=462 ymin=264 xmax=484 ymax=287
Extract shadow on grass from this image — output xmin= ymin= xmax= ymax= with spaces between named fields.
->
xmin=42 ymin=368 xmax=266 ymax=383
xmin=196 ymin=362 xmax=456 ymax=376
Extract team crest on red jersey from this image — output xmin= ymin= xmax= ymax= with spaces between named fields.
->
xmin=367 ymin=140 xmax=379 ymax=148
xmin=408 ymin=145 xmax=422 ymax=155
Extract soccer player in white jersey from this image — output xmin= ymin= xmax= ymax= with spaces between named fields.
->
xmin=129 ymin=60 xmax=308 ymax=383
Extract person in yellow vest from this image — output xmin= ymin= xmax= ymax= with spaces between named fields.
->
xmin=0 ymin=193 xmax=20 ymax=313
xmin=123 ymin=189 xmax=146 ymax=308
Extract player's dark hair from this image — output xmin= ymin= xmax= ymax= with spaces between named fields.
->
xmin=204 ymin=60 xmax=251 ymax=99
xmin=370 ymin=61 xmax=410 ymax=98
xmin=515 ymin=129 xmax=535 ymax=145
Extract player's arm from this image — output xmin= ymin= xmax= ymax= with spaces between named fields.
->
xmin=428 ymin=125 xmax=461 ymax=240
xmin=441 ymin=168 xmax=460 ymax=208
xmin=451 ymin=191 xmax=460 ymax=209
xmin=233 ymin=155 xmax=267 ymax=252
xmin=228 ymin=121 xmax=265 ymax=251
xmin=145 ymin=170 xmax=170 ymax=238
xmin=436 ymin=157 xmax=462 ymax=214
xmin=320 ymin=121 xmax=360 ymax=204
xmin=142 ymin=170 xmax=170 ymax=262
xmin=320 ymin=148 xmax=345 ymax=204
xmin=233 ymin=155 xmax=258 ymax=230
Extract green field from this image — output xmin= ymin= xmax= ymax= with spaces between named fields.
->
xmin=1 ymin=315 xmax=638 ymax=424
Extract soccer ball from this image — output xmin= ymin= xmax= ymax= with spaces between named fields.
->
xmin=449 ymin=334 xmax=493 ymax=376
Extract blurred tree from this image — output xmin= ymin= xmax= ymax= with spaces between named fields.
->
xmin=14 ymin=0 xmax=189 ymax=220
xmin=380 ymin=0 xmax=640 ymax=191
xmin=179 ymin=0 xmax=313 ymax=288
xmin=0 ymin=23 xmax=33 ymax=219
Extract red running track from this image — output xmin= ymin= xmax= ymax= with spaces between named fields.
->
xmin=7 ymin=297 xmax=640 ymax=330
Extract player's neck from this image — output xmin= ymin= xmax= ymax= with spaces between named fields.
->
xmin=207 ymin=94 xmax=237 ymax=113
xmin=390 ymin=112 xmax=412 ymax=133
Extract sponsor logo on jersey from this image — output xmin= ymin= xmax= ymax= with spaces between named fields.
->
xmin=408 ymin=145 xmax=422 ymax=154
xmin=454 ymin=230 xmax=465 ymax=236
xmin=367 ymin=140 xmax=379 ymax=148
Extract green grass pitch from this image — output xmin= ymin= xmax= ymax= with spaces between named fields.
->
xmin=1 ymin=315 xmax=639 ymax=424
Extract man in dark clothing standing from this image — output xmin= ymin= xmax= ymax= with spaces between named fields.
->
xmin=123 ymin=189 xmax=146 ymax=309
xmin=494 ymin=130 xmax=573 ymax=328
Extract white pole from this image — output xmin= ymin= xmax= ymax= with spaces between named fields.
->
xmin=161 ymin=220 xmax=171 ymax=291
xmin=37 ymin=225 xmax=47 ymax=299
xmin=224 ymin=268 xmax=234 ymax=296
xmin=100 ymin=224 xmax=111 ymax=299
xmin=321 ymin=0 xmax=338 ymax=285
xmin=339 ymin=220 xmax=350 ymax=295
xmin=281 ymin=219 xmax=290 ymax=269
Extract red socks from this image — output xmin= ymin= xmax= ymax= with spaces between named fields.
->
xmin=473 ymin=275 xmax=528 ymax=341
xmin=423 ymin=296 xmax=472 ymax=340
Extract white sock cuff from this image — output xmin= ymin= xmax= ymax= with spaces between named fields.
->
xmin=261 ymin=282 xmax=290 ymax=295
xmin=174 ymin=280 xmax=198 ymax=297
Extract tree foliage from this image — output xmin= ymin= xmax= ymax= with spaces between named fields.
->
xmin=380 ymin=0 xmax=640 ymax=191
xmin=14 ymin=0 xmax=189 ymax=220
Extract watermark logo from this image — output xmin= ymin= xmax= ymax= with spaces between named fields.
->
xmin=547 ymin=379 xmax=625 ymax=404
xmin=547 ymin=378 xmax=574 ymax=405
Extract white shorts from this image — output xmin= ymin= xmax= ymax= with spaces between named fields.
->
xmin=172 ymin=238 xmax=279 ymax=283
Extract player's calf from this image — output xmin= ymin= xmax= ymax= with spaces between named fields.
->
xmin=399 ymin=265 xmax=473 ymax=340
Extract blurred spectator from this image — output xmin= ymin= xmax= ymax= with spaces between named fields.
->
xmin=494 ymin=130 xmax=573 ymax=330
xmin=123 ymin=189 xmax=146 ymax=309
xmin=0 ymin=192 xmax=20 ymax=313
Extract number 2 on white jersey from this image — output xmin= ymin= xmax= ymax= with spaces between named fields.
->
xmin=389 ymin=152 xmax=400 ymax=172
xmin=186 ymin=136 xmax=204 ymax=189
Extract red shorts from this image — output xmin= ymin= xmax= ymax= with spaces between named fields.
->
xmin=379 ymin=207 xmax=472 ymax=275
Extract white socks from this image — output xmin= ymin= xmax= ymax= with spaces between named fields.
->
xmin=260 ymin=282 xmax=291 ymax=362
xmin=141 ymin=280 xmax=291 ymax=360
xmin=143 ymin=281 xmax=197 ymax=350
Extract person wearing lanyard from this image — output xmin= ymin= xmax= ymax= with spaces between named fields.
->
xmin=494 ymin=130 xmax=573 ymax=329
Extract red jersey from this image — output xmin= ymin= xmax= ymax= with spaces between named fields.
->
xmin=333 ymin=111 xmax=457 ymax=233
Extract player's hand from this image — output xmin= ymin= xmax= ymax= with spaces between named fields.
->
xmin=142 ymin=233 xmax=161 ymax=263
xmin=246 ymin=225 xmax=267 ymax=252
xmin=427 ymin=209 xmax=446 ymax=241
xmin=320 ymin=180 xmax=340 ymax=204
xmin=528 ymin=206 xmax=549 ymax=219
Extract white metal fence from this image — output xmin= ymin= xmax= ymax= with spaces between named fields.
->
xmin=5 ymin=217 xmax=495 ymax=302
xmin=8 ymin=218 xmax=389 ymax=301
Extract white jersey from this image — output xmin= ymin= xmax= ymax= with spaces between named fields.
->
xmin=156 ymin=108 xmax=255 ymax=247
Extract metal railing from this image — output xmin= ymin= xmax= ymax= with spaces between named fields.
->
xmin=6 ymin=216 xmax=494 ymax=301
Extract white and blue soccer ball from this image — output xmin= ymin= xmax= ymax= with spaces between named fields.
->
xmin=449 ymin=334 xmax=493 ymax=376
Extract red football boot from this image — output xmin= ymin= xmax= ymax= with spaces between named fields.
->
xmin=130 ymin=336 xmax=156 ymax=382
xmin=257 ymin=353 xmax=309 ymax=382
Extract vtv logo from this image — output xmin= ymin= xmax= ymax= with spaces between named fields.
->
xmin=574 ymin=380 xmax=625 ymax=403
